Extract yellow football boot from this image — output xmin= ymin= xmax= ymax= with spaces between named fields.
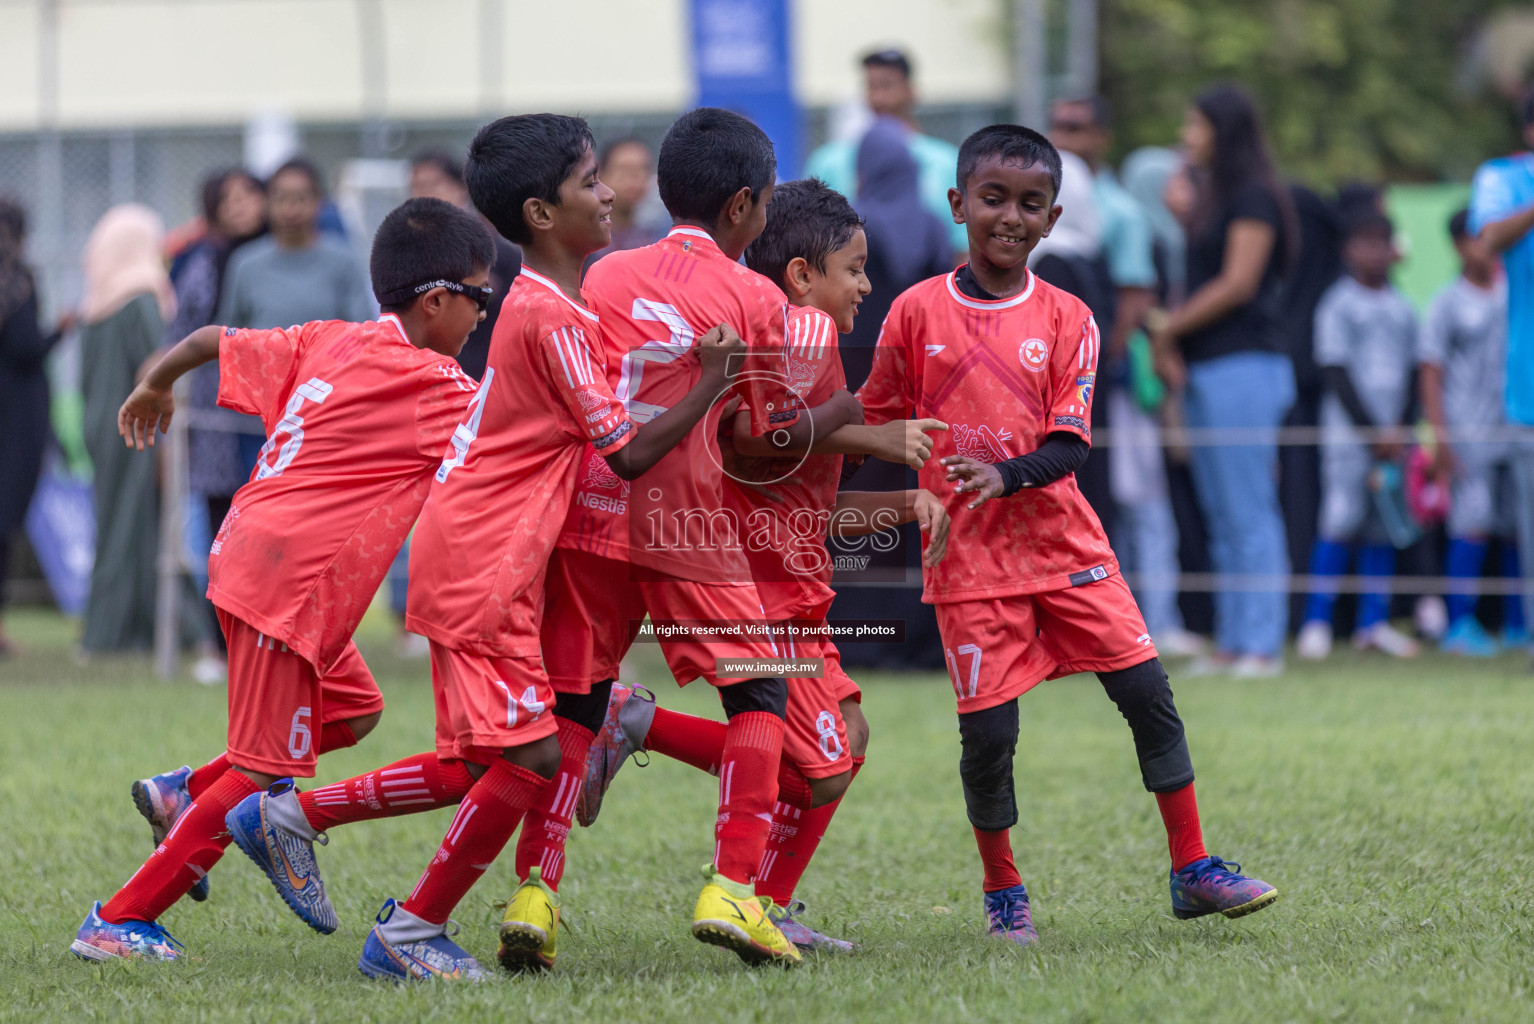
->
xmin=690 ymin=866 xmax=801 ymax=967
xmin=496 ymin=867 xmax=560 ymax=972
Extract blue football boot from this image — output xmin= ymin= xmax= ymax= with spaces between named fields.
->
xmin=983 ymin=883 xmax=1038 ymax=946
xmin=131 ymin=766 xmax=209 ymax=902
xmin=226 ymin=779 xmax=338 ymax=933
xmin=1170 ymin=856 xmax=1278 ymax=919
xmin=70 ymin=901 xmax=183 ymax=962
xmin=358 ymin=899 xmax=485 ymax=982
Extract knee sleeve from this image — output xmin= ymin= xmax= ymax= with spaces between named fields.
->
xmin=1098 ymin=658 xmax=1194 ymax=793
xmin=719 ymin=677 xmax=788 ymax=719
xmin=957 ymin=699 xmax=1019 ymax=831
xmin=552 ymin=678 xmax=614 ymax=734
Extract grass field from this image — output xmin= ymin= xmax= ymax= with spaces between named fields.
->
xmin=2 ymin=606 xmax=1532 ymax=1023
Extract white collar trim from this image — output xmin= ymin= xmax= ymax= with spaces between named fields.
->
xmin=519 ymin=266 xmax=599 ymax=322
xmin=944 ymin=268 xmax=1036 ymax=311
xmin=667 ymin=226 xmax=719 ymax=247
xmin=377 ymin=312 xmax=409 ymax=342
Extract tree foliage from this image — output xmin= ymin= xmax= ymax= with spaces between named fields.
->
xmin=1100 ymin=0 xmax=1516 ymax=184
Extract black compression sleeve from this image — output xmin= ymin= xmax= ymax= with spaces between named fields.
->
xmin=1321 ymin=365 xmax=1376 ymax=430
xmin=994 ymin=432 xmax=1091 ymax=496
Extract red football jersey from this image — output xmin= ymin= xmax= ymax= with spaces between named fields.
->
xmin=557 ymin=227 xmax=798 ymax=583
xmin=208 ymin=315 xmax=477 ymax=670
xmin=406 ymin=268 xmax=635 ymax=656
xmin=722 ymin=305 xmax=847 ymax=620
xmin=858 ymin=268 xmax=1116 ymax=603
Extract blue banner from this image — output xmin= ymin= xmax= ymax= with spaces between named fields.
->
xmin=690 ymin=0 xmax=801 ymax=179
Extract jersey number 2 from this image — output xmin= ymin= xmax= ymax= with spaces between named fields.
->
xmin=615 ymin=299 xmax=694 ymax=423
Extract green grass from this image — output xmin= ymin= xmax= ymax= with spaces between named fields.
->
xmin=2 ymin=605 xmax=1532 ymax=1023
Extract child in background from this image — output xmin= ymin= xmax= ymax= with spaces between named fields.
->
xmin=1419 ymin=209 xmax=1524 ymax=655
xmin=1297 ymin=212 xmax=1420 ymax=660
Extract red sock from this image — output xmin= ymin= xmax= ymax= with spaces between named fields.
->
xmin=756 ymin=757 xmax=862 ymax=906
xmin=712 ymin=711 xmax=785 ymax=885
xmin=299 ymin=752 xmax=475 ymax=831
xmin=513 ymin=718 xmax=592 ymax=891
xmin=183 ymin=721 xmax=357 ymax=802
xmin=101 ymin=771 xmax=260 ymax=923
xmin=1155 ymin=782 xmax=1208 ymax=871
xmin=401 ymin=759 xmax=550 ymax=925
xmin=974 ymin=826 xmax=1022 ymax=893
xmin=646 ymin=705 xmax=727 ymax=775
xmin=185 ymin=754 xmax=231 ymax=799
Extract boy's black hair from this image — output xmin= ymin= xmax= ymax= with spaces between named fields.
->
xmin=412 ymin=148 xmax=465 ymax=185
xmin=465 ymin=114 xmax=594 ymax=246
xmin=599 ymin=136 xmax=652 ymax=168
xmin=862 ymin=48 xmax=912 ymax=80
xmin=956 ymin=124 xmax=1063 ymax=200
xmin=743 ymin=178 xmax=863 ymax=291
xmin=657 ymin=107 xmax=776 ymax=225
xmin=1344 ymin=209 xmax=1394 ymax=242
xmin=270 ymin=156 xmax=325 ymax=197
xmin=370 ymin=197 xmax=495 ymax=313
xmin=1448 ymin=207 xmax=1471 ymax=242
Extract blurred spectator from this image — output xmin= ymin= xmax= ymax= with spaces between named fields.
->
xmin=1123 ymin=147 xmax=1188 ymax=298
xmin=804 ymin=48 xmax=966 ymax=258
xmin=218 ymin=157 xmax=374 ymax=334
xmin=846 ymin=117 xmax=952 ymax=351
xmin=1296 ymin=212 xmax=1419 ymax=661
xmin=1052 ymin=99 xmax=1189 ymax=650
xmin=1469 ymin=85 xmax=1534 ymax=657
xmin=1028 ymin=151 xmax=1117 ymax=530
xmin=410 ymin=148 xmax=521 ymax=382
xmin=78 ymin=205 xmax=176 ymax=654
xmin=1050 ymin=96 xmax=1158 ymax=363
xmin=1420 ymin=209 xmax=1523 ymax=656
xmin=0 ymin=198 xmax=67 ymax=655
xmin=167 ymin=169 xmax=267 ymax=533
xmin=585 ymin=138 xmax=667 ymax=270
xmin=161 ymin=169 xmax=266 ymax=680
xmin=1151 ymin=84 xmax=1297 ymax=677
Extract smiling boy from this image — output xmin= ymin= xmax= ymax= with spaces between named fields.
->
xmin=857 ymin=125 xmax=1277 ymax=944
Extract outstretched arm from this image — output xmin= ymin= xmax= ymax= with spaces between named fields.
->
xmin=732 ymin=388 xmax=864 ymax=457
xmin=118 ymin=324 xmax=223 ymax=450
xmin=830 ymin=488 xmax=949 ymax=567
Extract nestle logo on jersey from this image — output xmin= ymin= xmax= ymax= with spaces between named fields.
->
xmin=576 ymin=492 xmax=626 ymax=514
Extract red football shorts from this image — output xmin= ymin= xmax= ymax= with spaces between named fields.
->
xmin=540 ymin=548 xmax=782 ymax=690
xmin=773 ymin=628 xmax=854 ymax=778
xmin=933 ymin=572 xmax=1157 ymax=715
xmin=219 ymin=610 xmax=384 ymax=777
xmin=430 ymin=642 xmax=558 ymax=763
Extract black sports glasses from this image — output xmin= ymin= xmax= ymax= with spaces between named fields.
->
xmin=377 ymin=279 xmax=494 ymax=312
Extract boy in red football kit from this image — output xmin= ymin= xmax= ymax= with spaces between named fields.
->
xmin=71 ymin=197 xmax=493 ymax=962
xmin=222 ymin=114 xmax=742 ymax=982
xmin=513 ymin=109 xmax=869 ymax=970
xmin=578 ymin=179 xmax=951 ymax=953
xmin=858 ymin=125 xmax=1277 ymax=945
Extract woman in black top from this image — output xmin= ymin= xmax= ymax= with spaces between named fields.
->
xmin=0 ymin=199 xmax=66 ymax=655
xmin=1150 ymin=84 xmax=1298 ymax=675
